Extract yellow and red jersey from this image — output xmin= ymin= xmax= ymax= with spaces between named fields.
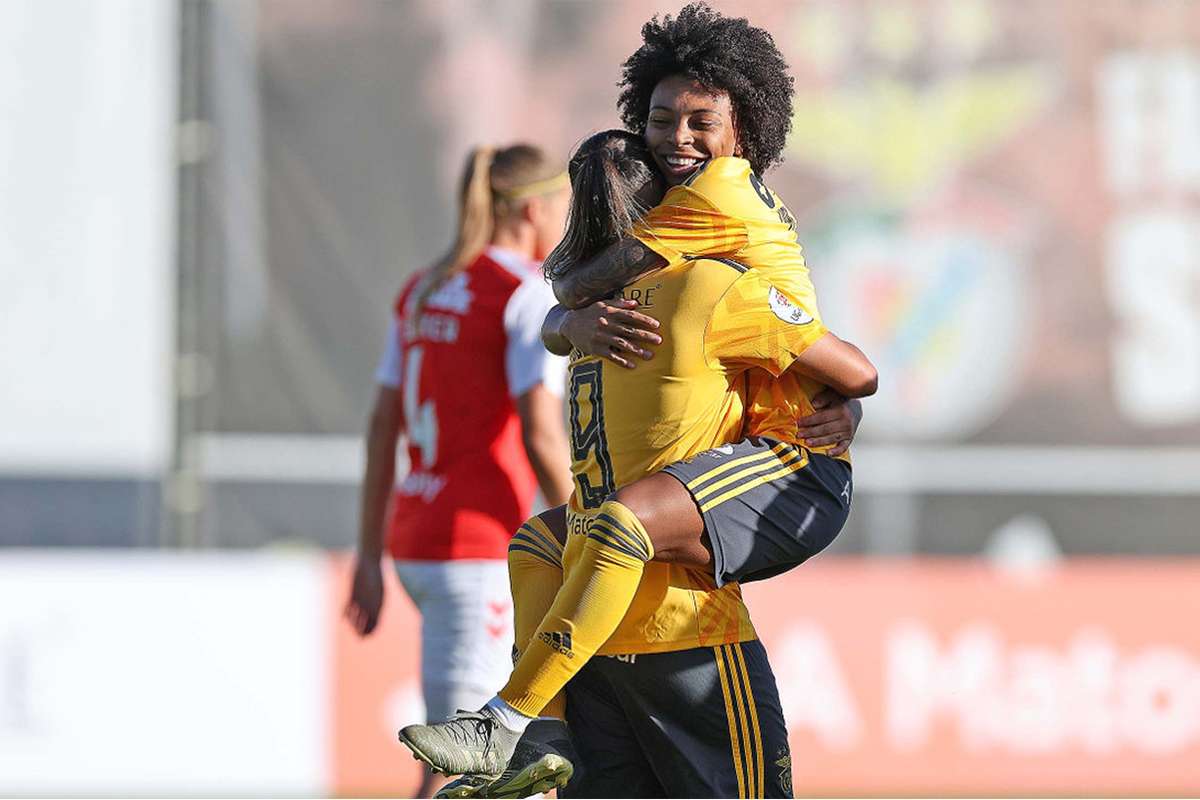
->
xmin=633 ymin=156 xmax=850 ymax=463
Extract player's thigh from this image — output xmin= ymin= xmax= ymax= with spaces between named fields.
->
xmin=610 ymin=472 xmax=711 ymax=568
xmin=393 ymin=559 xmax=512 ymax=722
xmin=603 ymin=641 xmax=792 ymax=799
xmin=662 ymin=437 xmax=852 ymax=586
xmin=533 ymin=504 xmax=568 ymax=547
xmin=562 ymin=659 xmax=666 ymax=799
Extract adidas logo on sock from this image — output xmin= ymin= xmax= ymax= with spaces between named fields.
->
xmin=539 ymin=631 xmax=574 ymax=658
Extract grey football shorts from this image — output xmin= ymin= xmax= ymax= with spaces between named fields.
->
xmin=662 ymin=436 xmax=852 ymax=587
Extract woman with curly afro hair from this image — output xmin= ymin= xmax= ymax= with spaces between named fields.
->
xmin=549 ymin=2 xmax=862 ymax=455
xmin=618 ymin=1 xmax=795 ymax=180
xmin=549 ymin=1 xmax=803 ymax=306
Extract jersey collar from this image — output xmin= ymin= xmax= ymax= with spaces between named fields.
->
xmin=486 ymin=246 xmax=539 ymax=279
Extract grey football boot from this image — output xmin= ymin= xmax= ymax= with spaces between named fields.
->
xmin=433 ymin=774 xmax=493 ymax=799
xmin=435 ymin=719 xmax=576 ymax=798
xmin=399 ymin=709 xmax=522 ymax=778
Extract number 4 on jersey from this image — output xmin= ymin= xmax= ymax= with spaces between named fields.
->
xmin=403 ymin=345 xmax=438 ymax=468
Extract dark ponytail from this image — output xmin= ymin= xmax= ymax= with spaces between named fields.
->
xmin=544 ymin=130 xmax=660 ymax=282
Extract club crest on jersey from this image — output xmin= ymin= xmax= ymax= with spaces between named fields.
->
xmin=424 ymin=273 xmax=473 ymax=314
xmin=775 ymin=748 xmax=792 ymax=796
xmin=768 ymin=285 xmax=813 ymax=325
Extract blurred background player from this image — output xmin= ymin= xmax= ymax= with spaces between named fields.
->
xmin=345 ymin=144 xmax=573 ymax=797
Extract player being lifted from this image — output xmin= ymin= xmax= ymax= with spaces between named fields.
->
xmin=401 ymin=6 xmax=877 ymax=797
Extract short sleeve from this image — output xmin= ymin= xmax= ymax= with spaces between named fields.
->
xmin=705 ymin=269 xmax=828 ymax=377
xmin=632 ymin=164 xmax=749 ymax=261
xmin=504 ymin=276 xmax=567 ymax=398
xmin=374 ymin=317 xmax=403 ymax=388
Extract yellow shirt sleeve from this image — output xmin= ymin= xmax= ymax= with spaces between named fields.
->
xmin=704 ymin=268 xmax=829 ymax=377
xmin=632 ymin=160 xmax=750 ymax=260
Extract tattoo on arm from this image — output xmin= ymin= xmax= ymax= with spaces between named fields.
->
xmin=553 ymin=237 xmax=666 ymax=309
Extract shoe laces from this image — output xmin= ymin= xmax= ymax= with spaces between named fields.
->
xmin=444 ymin=710 xmax=495 ymax=749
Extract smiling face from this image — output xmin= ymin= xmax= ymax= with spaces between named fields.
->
xmin=644 ymin=75 xmax=739 ymax=185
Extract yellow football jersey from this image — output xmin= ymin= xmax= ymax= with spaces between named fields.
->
xmin=633 ymin=156 xmax=850 ymax=461
xmin=565 ymin=256 xmax=828 ymax=655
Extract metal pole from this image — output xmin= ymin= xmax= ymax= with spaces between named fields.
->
xmin=163 ymin=0 xmax=210 ymax=548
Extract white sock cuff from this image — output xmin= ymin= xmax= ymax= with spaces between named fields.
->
xmin=484 ymin=695 xmax=534 ymax=733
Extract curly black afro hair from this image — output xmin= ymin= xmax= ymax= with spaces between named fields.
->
xmin=617 ymin=2 xmax=794 ymax=176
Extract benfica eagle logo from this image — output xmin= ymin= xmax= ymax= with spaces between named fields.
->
xmin=775 ymin=748 xmax=793 ymax=796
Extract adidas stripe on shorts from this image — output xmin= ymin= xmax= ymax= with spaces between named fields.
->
xmin=662 ymin=436 xmax=852 ymax=586
xmin=561 ymin=639 xmax=792 ymax=799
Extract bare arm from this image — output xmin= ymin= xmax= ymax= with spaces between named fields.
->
xmin=358 ymin=386 xmax=402 ymax=559
xmin=552 ymin=236 xmax=667 ymax=309
xmin=541 ymin=305 xmax=573 ymax=356
xmin=515 ymin=384 xmax=574 ymax=508
xmin=541 ymin=299 xmax=663 ymax=367
xmin=789 ymin=333 xmax=879 ymax=399
xmin=347 ymin=385 xmax=403 ymax=637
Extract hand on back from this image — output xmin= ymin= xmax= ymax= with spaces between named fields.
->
xmin=561 ymin=298 xmax=662 ymax=369
xmin=796 ymin=388 xmax=861 ymax=457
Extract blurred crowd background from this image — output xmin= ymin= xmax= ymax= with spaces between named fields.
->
xmin=2 ymin=0 xmax=1199 ymax=796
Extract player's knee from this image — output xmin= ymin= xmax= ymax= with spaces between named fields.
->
xmin=609 ymin=488 xmax=671 ymax=557
xmin=592 ymin=495 xmax=655 ymax=562
xmin=506 ymin=540 xmax=524 ymax=571
xmin=509 ymin=517 xmax=564 ymax=571
xmin=534 ymin=505 xmax=569 ymax=547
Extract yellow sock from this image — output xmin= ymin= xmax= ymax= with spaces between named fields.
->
xmin=507 ymin=516 xmax=567 ymax=720
xmin=500 ymin=500 xmax=653 ymax=716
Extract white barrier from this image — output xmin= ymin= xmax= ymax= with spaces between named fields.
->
xmin=0 ymin=551 xmax=327 ymax=795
